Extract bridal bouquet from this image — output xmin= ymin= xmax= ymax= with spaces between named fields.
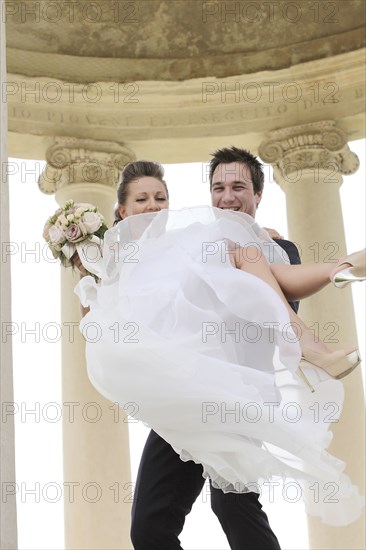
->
xmin=43 ymin=200 xmax=108 ymax=280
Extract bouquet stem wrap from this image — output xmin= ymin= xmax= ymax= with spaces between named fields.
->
xmin=61 ymin=236 xmax=104 ymax=279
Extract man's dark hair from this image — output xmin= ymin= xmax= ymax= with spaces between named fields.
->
xmin=209 ymin=146 xmax=264 ymax=194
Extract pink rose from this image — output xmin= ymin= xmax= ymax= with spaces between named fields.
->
xmin=50 ymin=208 xmax=63 ymax=223
xmin=42 ymin=222 xmax=52 ymax=240
xmin=64 ymin=223 xmax=85 ymax=243
xmin=48 ymin=225 xmax=65 ymax=245
xmin=81 ymin=211 xmax=102 ymax=233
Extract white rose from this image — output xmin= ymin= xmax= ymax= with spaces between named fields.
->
xmin=67 ymin=214 xmax=75 ymax=222
xmin=48 ymin=225 xmax=65 ymax=244
xmin=81 ymin=211 xmax=102 ymax=233
xmin=74 ymin=206 xmax=90 ymax=218
xmin=57 ymin=214 xmax=68 ymax=228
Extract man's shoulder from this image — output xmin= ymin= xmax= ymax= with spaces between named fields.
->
xmin=273 ymin=238 xmax=301 ymax=265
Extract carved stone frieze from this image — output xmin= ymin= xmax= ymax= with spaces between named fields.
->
xmin=38 ymin=138 xmax=135 ymax=194
xmin=258 ymin=121 xmax=360 ymax=186
xmin=6 ymin=48 xmax=366 ymax=163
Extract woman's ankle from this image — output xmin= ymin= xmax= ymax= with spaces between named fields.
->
xmin=329 ymin=257 xmax=351 ymax=282
xmin=300 ymin=333 xmax=331 ymax=355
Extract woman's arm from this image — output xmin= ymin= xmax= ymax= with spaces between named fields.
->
xmin=80 ymin=297 xmax=90 ymax=318
xmin=72 ymin=252 xmax=91 ymax=317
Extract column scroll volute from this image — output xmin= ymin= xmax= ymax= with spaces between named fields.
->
xmin=38 ymin=138 xmax=136 ymax=194
xmin=258 ymin=121 xmax=360 ymax=189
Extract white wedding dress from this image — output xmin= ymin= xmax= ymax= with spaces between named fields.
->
xmin=75 ymin=206 xmax=364 ymax=525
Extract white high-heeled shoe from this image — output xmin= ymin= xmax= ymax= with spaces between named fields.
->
xmin=332 ymin=249 xmax=366 ymax=288
xmin=297 ymin=347 xmax=361 ymax=393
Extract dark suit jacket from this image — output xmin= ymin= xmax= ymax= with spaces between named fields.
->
xmin=273 ymin=238 xmax=301 ymax=313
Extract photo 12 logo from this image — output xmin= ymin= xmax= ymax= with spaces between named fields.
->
xmin=201 ymin=81 xmax=339 ymax=105
xmin=201 ymin=1 xmax=339 ymax=24
xmin=2 ymin=1 xmax=140 ymax=24
xmin=1 ymin=320 xmax=140 ymax=344
xmin=1 ymin=479 xmax=137 ymax=504
xmin=2 ymin=400 xmax=140 ymax=424
xmin=2 ymin=81 xmax=140 ymax=104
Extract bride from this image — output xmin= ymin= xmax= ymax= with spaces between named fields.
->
xmin=75 ymin=159 xmax=365 ymax=527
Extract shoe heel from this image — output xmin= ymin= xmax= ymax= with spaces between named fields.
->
xmin=296 ymin=365 xmax=315 ymax=393
xmin=332 ymin=350 xmax=361 ymax=379
xmin=301 ymin=348 xmax=361 ymax=380
xmin=333 ymin=249 xmax=366 ymax=287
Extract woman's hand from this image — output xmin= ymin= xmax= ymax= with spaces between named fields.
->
xmin=71 ymin=251 xmax=91 ymax=317
xmin=263 ymin=227 xmax=284 ymax=240
xmin=71 ymin=251 xmax=88 ymax=277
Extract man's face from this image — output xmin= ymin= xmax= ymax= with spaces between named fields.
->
xmin=210 ymin=162 xmax=262 ymax=218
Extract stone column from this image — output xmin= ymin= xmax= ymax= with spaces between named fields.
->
xmin=259 ymin=121 xmax=365 ymax=550
xmin=39 ymin=139 xmax=136 ymax=550
xmin=0 ymin=15 xmax=18 ymax=550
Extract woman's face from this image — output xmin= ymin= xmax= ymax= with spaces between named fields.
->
xmin=118 ymin=177 xmax=169 ymax=218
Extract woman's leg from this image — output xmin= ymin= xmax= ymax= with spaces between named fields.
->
xmin=234 ymin=247 xmax=332 ymax=354
xmin=268 ymin=248 xmax=364 ymax=301
xmin=234 ymin=246 xmax=361 ymax=388
xmin=269 ymin=262 xmax=333 ymax=301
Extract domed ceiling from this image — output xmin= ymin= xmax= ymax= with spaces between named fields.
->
xmin=6 ymin=0 xmax=366 ymax=82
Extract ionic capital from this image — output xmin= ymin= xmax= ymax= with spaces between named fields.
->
xmin=38 ymin=138 xmax=136 ymax=194
xmin=258 ymin=121 xmax=359 ymax=189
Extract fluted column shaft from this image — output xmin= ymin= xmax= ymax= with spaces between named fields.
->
xmin=1 ymin=15 xmax=18 ymax=550
xmin=39 ymin=139 xmax=135 ymax=549
xmin=260 ymin=121 xmax=365 ymax=550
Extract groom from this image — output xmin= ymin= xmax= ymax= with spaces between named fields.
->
xmin=130 ymin=146 xmax=300 ymax=550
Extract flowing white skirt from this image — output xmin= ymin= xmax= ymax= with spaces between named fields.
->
xmin=75 ymin=206 xmax=364 ymax=525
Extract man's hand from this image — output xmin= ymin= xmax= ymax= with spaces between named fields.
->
xmin=263 ymin=227 xmax=284 ymax=240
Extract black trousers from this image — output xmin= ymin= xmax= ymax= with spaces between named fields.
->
xmin=131 ymin=430 xmax=281 ymax=550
